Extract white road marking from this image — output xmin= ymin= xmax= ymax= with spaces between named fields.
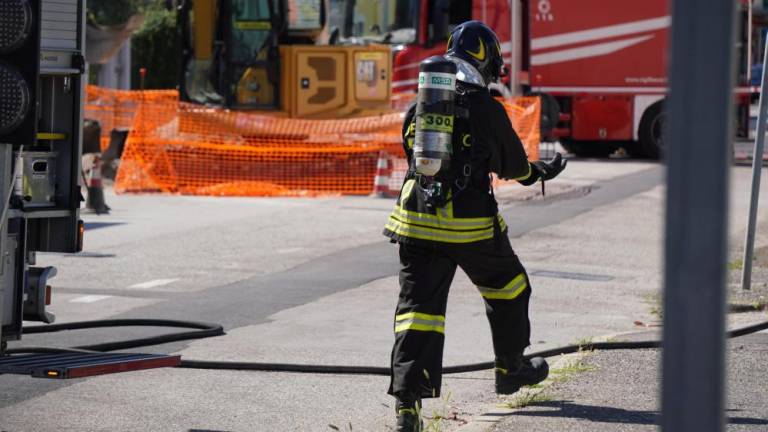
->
xmin=129 ymin=278 xmax=180 ymax=289
xmin=70 ymin=295 xmax=112 ymax=303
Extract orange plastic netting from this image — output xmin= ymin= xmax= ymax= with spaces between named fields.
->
xmin=86 ymin=86 xmax=178 ymax=152
xmin=84 ymin=85 xmax=540 ymax=196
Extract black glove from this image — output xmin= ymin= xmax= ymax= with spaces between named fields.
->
xmin=532 ymin=153 xmax=567 ymax=181
xmin=518 ymin=153 xmax=567 ymax=186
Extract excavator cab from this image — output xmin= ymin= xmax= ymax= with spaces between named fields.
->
xmin=180 ymin=0 xmax=324 ymax=109
xmin=179 ymin=0 xmax=391 ymax=118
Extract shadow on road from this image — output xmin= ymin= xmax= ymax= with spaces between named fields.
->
xmin=490 ymin=400 xmax=768 ymax=426
xmin=84 ymin=221 xmax=126 ymax=231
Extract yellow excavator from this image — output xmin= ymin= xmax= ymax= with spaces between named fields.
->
xmin=178 ymin=0 xmax=393 ymax=118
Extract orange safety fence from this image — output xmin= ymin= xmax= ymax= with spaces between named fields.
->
xmin=84 ymin=85 xmax=540 ymax=197
xmin=86 ymin=86 xmax=178 ymax=151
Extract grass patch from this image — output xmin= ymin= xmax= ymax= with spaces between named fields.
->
xmin=728 ymin=259 xmax=744 ymax=270
xmin=549 ymin=357 xmax=596 ymax=384
xmin=501 ymin=390 xmax=554 ymax=409
xmin=574 ymin=337 xmax=595 ymax=352
xmin=423 ymin=391 xmax=450 ymax=432
xmin=553 ymin=361 xmax=595 ymax=375
xmin=645 ymin=292 xmax=663 ymax=319
xmin=421 ymin=387 xmax=468 ymax=431
xmin=499 ymin=355 xmax=595 ymax=411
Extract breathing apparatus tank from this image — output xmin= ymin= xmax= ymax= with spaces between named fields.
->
xmin=414 ymin=56 xmax=457 ymax=177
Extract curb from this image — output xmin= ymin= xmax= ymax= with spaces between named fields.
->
xmin=454 ymin=352 xmax=587 ymax=432
xmin=455 ymin=334 xmax=616 ymax=432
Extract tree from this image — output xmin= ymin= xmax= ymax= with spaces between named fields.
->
xmin=131 ymin=4 xmax=179 ymax=89
xmin=87 ymin=0 xmax=152 ymax=26
xmin=86 ymin=0 xmax=178 ymax=89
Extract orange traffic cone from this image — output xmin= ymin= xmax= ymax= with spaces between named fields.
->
xmin=86 ymin=154 xmax=110 ymax=214
xmin=372 ymin=151 xmax=394 ymax=198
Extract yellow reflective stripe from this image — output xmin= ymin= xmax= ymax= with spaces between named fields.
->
xmin=395 ymin=311 xmax=445 ymax=334
xmin=443 ymin=192 xmax=455 ymax=218
xmin=498 ymin=215 xmax=507 ymax=231
xmin=477 ymin=273 xmax=528 ymax=300
xmin=389 ymin=180 xmax=509 ymax=243
xmin=396 ymin=312 xmax=445 ymax=322
xmin=393 ymin=203 xmax=495 ymax=224
xmin=390 ymin=207 xmax=495 ymax=230
xmin=386 ymin=219 xmax=495 ymax=243
xmin=404 ymin=121 xmax=415 ymax=138
xmin=511 ymin=163 xmax=533 ymax=181
xmin=401 ymin=179 xmax=416 ymax=201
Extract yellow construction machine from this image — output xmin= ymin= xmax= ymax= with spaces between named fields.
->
xmin=179 ymin=0 xmax=392 ymax=118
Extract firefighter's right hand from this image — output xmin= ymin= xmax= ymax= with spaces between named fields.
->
xmin=532 ymin=153 xmax=567 ymax=181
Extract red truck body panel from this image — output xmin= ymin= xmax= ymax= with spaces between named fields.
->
xmin=391 ymin=0 xmax=751 ymax=143
xmin=392 ymin=0 xmax=512 ymax=93
xmin=571 ymin=95 xmax=634 ymax=141
xmin=529 ymin=0 xmax=669 ymax=92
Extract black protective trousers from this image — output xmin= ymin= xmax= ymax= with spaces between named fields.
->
xmin=388 ymin=235 xmax=532 ymax=400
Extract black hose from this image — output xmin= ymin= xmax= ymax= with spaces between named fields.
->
xmin=12 ymin=318 xmax=768 ymax=376
xmin=21 ymin=319 xmax=225 ymax=352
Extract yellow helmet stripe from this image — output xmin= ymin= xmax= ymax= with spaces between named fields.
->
xmin=466 ymin=38 xmax=486 ymax=61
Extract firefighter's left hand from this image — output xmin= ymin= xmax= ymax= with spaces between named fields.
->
xmin=532 ymin=153 xmax=567 ymax=181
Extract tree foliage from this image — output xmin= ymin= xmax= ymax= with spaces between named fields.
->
xmin=131 ymin=4 xmax=179 ymax=89
xmin=87 ymin=0 xmax=153 ymax=26
xmin=86 ymin=0 xmax=179 ymax=89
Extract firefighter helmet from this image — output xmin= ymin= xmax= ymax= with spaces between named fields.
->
xmin=445 ymin=21 xmax=504 ymax=87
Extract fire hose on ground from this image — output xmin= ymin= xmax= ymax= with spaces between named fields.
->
xmin=5 ymin=318 xmax=768 ymax=376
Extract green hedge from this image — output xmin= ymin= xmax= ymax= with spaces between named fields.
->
xmin=88 ymin=0 xmax=148 ymax=27
xmin=131 ymin=5 xmax=179 ymax=89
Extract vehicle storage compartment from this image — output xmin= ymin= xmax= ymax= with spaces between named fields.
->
xmin=571 ymin=95 xmax=633 ymax=141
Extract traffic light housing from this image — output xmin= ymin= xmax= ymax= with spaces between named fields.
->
xmin=0 ymin=0 xmax=40 ymax=148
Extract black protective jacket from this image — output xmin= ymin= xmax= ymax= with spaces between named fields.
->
xmin=383 ymin=85 xmax=533 ymax=245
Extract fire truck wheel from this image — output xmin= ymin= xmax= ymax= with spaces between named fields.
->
xmin=560 ymin=139 xmax=615 ymax=158
xmin=637 ymin=101 xmax=666 ymax=159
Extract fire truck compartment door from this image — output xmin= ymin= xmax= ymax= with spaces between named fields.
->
xmin=571 ymin=95 xmax=633 ymax=141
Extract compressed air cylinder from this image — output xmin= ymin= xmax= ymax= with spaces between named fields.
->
xmin=414 ymin=56 xmax=457 ymax=177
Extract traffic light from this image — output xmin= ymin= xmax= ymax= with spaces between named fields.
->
xmin=0 ymin=0 xmax=41 ymax=149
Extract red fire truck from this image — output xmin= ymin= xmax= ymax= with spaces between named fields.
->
xmin=335 ymin=0 xmax=762 ymax=158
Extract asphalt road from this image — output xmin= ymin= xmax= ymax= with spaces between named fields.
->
xmin=0 ymin=159 xmax=766 ymax=431
xmin=490 ymin=333 xmax=768 ymax=432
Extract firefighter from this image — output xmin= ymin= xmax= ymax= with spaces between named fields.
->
xmin=383 ymin=21 xmax=567 ymax=431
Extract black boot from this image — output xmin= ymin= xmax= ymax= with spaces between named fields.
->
xmin=395 ymin=397 xmax=422 ymax=432
xmin=495 ymin=355 xmax=549 ymax=395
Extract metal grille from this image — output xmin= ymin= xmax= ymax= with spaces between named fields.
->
xmin=41 ymin=0 xmax=79 ymax=51
xmin=0 ymin=63 xmax=30 ymax=134
xmin=0 ymin=0 xmax=32 ymax=53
